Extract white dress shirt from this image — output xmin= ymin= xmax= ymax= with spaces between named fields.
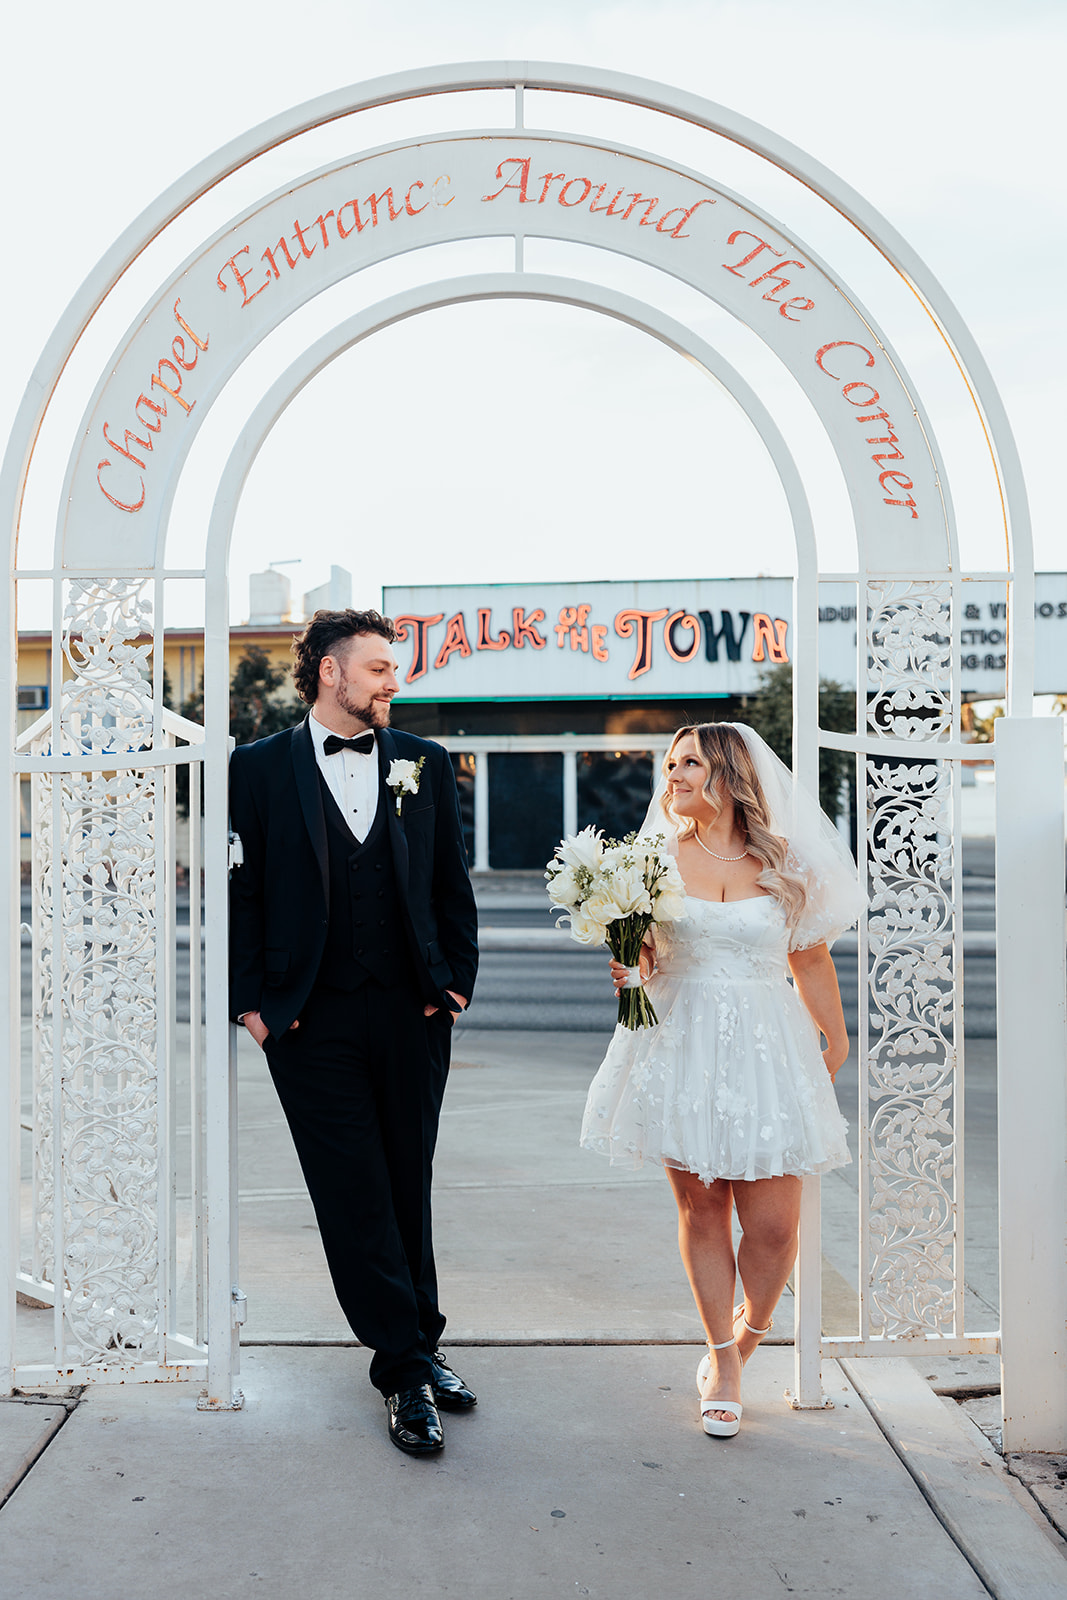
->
xmin=309 ymin=709 xmax=379 ymax=843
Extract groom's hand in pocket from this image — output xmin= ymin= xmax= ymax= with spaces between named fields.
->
xmin=241 ymin=1010 xmax=298 ymax=1049
xmin=423 ymin=991 xmax=467 ymax=1022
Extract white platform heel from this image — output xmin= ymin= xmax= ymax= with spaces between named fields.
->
xmin=696 ymin=1306 xmax=773 ymax=1386
xmin=696 ymin=1336 xmax=743 ymax=1438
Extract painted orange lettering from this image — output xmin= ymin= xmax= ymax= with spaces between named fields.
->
xmin=569 ymin=603 xmax=592 ymax=651
xmin=431 ymin=175 xmax=454 ymax=208
xmin=815 ymin=341 xmax=876 ymax=379
xmin=591 ymin=625 xmax=609 ymax=662
xmin=173 ymin=300 xmax=209 ymax=351
xmin=615 ymin=608 xmax=669 ymax=679
xmin=860 ymin=411 xmax=905 ymax=464
xmin=723 ymin=231 xmax=782 ymax=277
xmin=216 ymin=247 xmax=270 ymax=306
xmin=512 ymin=608 xmax=547 ymax=649
xmin=394 ymin=613 xmax=444 ymax=683
xmin=262 ymin=235 xmax=299 ymax=278
xmin=336 ymin=198 xmax=366 ymax=237
xmin=134 ymin=394 xmax=165 ymax=432
xmin=405 ymin=181 xmax=428 ymax=216
xmin=749 ymin=259 xmax=807 ymax=307
xmin=97 ymin=461 xmax=145 ymax=513
xmin=879 ymin=470 xmax=918 ymax=518
xmin=559 ymin=177 xmax=592 ymax=206
xmin=536 ymin=173 xmax=566 ymax=203
xmin=628 ymin=196 xmax=660 ymax=224
xmin=476 ymin=608 xmax=510 ymax=650
xmin=434 ymin=612 xmax=473 ymax=669
xmin=171 ymin=335 xmax=199 ymax=371
xmin=365 ymin=189 xmax=403 ymax=226
xmin=655 ymin=198 xmax=716 ymax=238
xmin=590 ymin=185 xmax=623 ymax=214
xmin=555 ymin=607 xmax=578 ymax=647
xmin=664 ymin=611 xmax=700 ymax=663
xmin=482 ymin=157 xmax=534 ymax=203
xmin=150 ymin=359 xmax=193 ymax=414
xmin=292 ymin=218 xmax=318 ymax=260
xmin=751 ymin=613 xmax=789 ymax=664
xmin=778 ymin=296 xmax=815 ymax=320
xmin=102 ymin=419 xmax=151 ymax=470
xmin=842 ymin=382 xmax=880 ymax=408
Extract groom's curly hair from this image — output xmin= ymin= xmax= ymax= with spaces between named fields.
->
xmin=291 ymin=608 xmax=397 ymax=704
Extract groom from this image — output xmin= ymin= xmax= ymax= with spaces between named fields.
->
xmin=228 ymin=608 xmax=479 ymax=1455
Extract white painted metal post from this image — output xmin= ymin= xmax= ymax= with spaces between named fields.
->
xmin=995 ymin=715 xmax=1067 ymax=1452
xmin=562 ymin=750 xmax=578 ymax=839
xmin=0 ymin=774 xmax=15 ymax=1393
xmin=199 ymin=574 xmax=242 ymax=1410
xmin=474 ymin=751 xmax=490 ymax=873
xmin=790 ymin=547 xmax=829 ymax=1408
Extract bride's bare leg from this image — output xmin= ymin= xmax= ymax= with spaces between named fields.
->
xmin=731 ymin=1175 xmax=802 ymax=1364
xmin=666 ymin=1168 xmax=741 ymax=1423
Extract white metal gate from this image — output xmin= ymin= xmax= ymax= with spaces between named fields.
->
xmin=2 ymin=63 xmax=1063 ymax=1446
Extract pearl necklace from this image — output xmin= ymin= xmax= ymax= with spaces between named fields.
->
xmin=692 ymin=830 xmax=748 ymax=862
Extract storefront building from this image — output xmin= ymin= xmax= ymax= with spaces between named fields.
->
xmin=384 ymin=576 xmax=1067 ymax=871
xmin=15 ymin=575 xmax=1065 ymax=869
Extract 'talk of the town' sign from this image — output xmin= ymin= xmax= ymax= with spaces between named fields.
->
xmin=384 ymin=578 xmax=1067 ymax=700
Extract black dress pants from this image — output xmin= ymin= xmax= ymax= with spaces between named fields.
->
xmin=264 ymin=978 xmax=451 ymax=1395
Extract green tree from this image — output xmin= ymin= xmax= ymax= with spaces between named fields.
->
xmin=172 ymin=645 xmax=304 ymax=813
xmin=742 ymin=663 xmax=856 ymax=827
xmin=179 ymin=644 xmax=304 ymax=745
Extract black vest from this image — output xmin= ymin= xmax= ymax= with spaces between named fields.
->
xmin=315 ymin=773 xmax=414 ymax=991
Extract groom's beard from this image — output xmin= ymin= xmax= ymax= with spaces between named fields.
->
xmin=335 ymin=670 xmax=393 ymax=729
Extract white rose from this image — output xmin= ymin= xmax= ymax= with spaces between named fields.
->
xmin=660 ymin=855 xmax=685 ymax=891
xmin=566 ymin=906 xmax=609 ymax=946
xmin=652 ymin=886 xmax=687 ymax=923
xmin=387 ymin=758 xmax=420 ymax=794
xmin=546 ymin=865 xmax=581 ymax=907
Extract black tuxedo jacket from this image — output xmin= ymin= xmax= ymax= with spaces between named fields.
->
xmin=228 ymin=718 xmax=478 ymax=1036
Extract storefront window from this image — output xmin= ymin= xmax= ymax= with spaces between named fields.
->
xmin=449 ymin=752 xmax=476 ymax=866
xmin=577 ymin=750 xmax=656 ymax=839
xmin=488 ymin=752 xmax=563 ymax=869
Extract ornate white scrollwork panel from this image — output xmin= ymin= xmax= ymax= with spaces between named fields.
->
xmin=865 ymin=755 xmax=957 ymax=1338
xmin=867 ymin=580 xmax=953 ymax=742
xmin=60 ymin=578 xmax=154 ymax=756
xmin=28 ymin=578 xmax=162 ymax=1365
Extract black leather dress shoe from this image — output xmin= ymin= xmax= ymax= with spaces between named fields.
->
xmin=386 ymin=1384 xmax=444 ymax=1455
xmin=430 ymin=1351 xmax=477 ymax=1411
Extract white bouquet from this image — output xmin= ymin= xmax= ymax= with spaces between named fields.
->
xmin=545 ymin=826 xmax=686 ymax=1029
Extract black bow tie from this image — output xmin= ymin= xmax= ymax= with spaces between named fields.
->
xmin=322 ymin=732 xmax=375 ymax=757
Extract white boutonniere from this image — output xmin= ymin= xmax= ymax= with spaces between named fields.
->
xmin=387 ymin=756 xmax=425 ymax=816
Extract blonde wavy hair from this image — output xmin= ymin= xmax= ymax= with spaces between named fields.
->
xmin=661 ymin=722 xmax=809 ymax=928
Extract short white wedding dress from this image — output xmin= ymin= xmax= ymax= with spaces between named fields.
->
xmin=580 ymin=891 xmax=851 ymax=1184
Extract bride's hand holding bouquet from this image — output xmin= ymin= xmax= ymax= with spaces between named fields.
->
xmin=545 ymin=825 xmax=686 ymax=1029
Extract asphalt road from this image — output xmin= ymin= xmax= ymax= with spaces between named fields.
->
xmin=463 ymin=838 xmax=997 ymax=1035
xmin=20 ymin=840 xmax=1000 ymax=1035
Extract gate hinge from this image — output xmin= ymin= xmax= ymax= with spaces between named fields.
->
xmin=231 ymin=1285 xmax=247 ymax=1327
xmin=228 ymin=831 xmax=244 ymax=869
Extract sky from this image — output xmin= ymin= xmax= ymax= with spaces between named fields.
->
xmin=3 ymin=0 xmax=1063 ymax=628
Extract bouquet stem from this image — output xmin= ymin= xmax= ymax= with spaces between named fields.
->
xmin=608 ymin=916 xmax=658 ymax=1030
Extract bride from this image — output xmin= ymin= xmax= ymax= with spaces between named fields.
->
xmin=580 ymin=722 xmax=865 ymax=1438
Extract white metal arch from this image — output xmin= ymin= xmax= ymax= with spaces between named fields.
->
xmin=3 ymin=64 xmax=1062 ymax=1450
xmin=0 ymin=63 xmax=1031 ymax=676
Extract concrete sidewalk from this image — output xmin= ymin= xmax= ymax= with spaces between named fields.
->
xmin=2 ymin=1346 xmax=1064 ymax=1599
xmin=3 ymin=1026 xmax=1065 ymax=1599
